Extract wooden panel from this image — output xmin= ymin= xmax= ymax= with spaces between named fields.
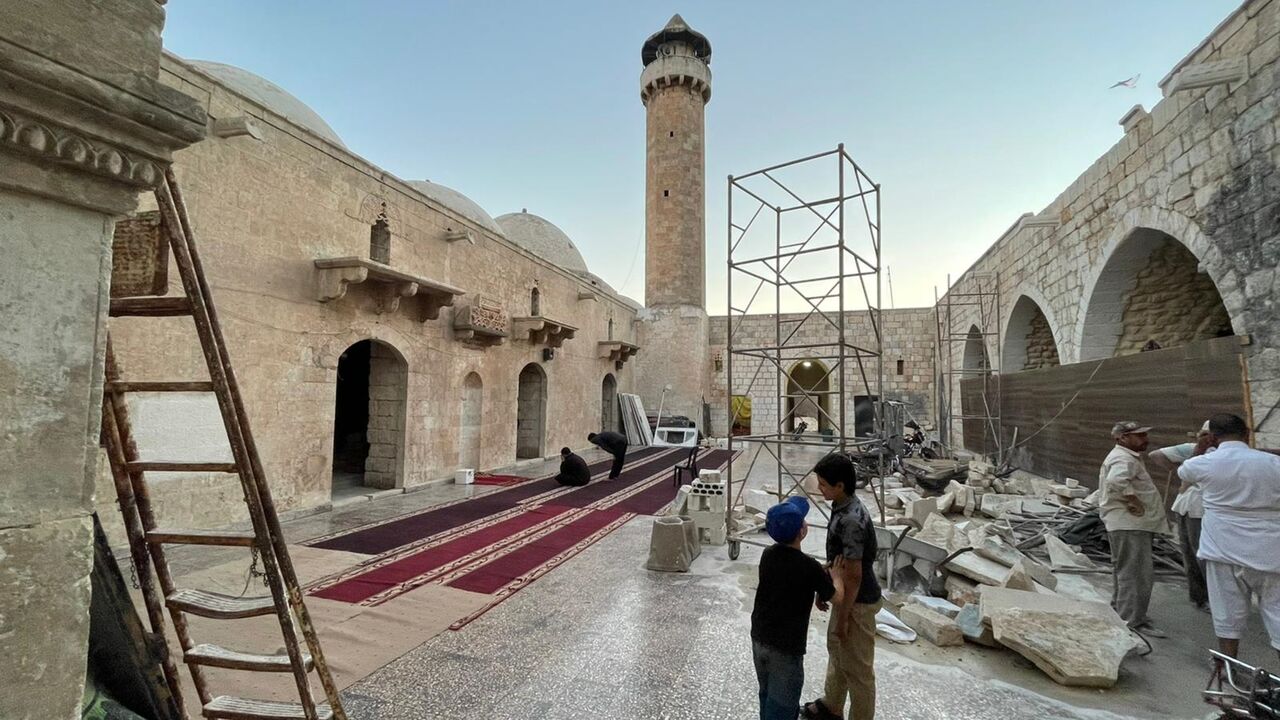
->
xmin=961 ymin=336 xmax=1247 ymax=488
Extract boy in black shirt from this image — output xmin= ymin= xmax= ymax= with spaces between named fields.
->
xmin=751 ymin=496 xmax=845 ymax=720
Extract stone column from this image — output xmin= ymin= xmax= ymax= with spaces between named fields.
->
xmin=0 ymin=2 xmax=205 ymax=717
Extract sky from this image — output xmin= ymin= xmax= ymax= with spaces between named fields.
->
xmin=162 ymin=1 xmax=1241 ymax=313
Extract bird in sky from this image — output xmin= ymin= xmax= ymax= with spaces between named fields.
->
xmin=1109 ymin=73 xmax=1140 ymax=89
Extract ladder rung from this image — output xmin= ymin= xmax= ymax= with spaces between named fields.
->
xmin=167 ymin=589 xmax=275 ymax=619
xmin=147 ymin=528 xmax=256 ymax=547
xmin=127 ymin=462 xmax=239 ymax=473
xmin=107 ymin=381 xmax=215 ymax=393
xmin=186 ymin=643 xmax=313 ymax=673
xmin=110 ymin=296 xmax=193 ymax=317
xmin=204 ymin=697 xmax=332 ymax=720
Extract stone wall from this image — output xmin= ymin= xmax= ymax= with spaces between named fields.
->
xmin=940 ymin=0 xmax=1280 ymax=446
xmin=635 ymin=306 xmax=709 ymax=427
xmin=1115 ymin=237 xmax=1233 ymax=354
xmin=707 ymin=308 xmax=935 ymax=438
xmin=96 ymin=54 xmax=641 ymax=539
xmin=1024 ymin=309 xmax=1061 ymax=370
xmin=644 ymin=80 xmax=707 ymax=308
xmin=364 ymin=342 xmax=408 ymax=489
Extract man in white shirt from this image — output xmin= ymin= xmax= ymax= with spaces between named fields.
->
xmin=1178 ymin=413 xmax=1280 ymax=660
xmin=1148 ymin=421 xmax=1213 ymax=612
xmin=1098 ymin=421 xmax=1169 ymax=636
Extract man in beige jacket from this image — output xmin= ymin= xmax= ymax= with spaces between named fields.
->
xmin=1098 ymin=421 xmax=1169 ymax=637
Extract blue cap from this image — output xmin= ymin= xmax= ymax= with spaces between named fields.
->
xmin=766 ymin=496 xmax=810 ymax=543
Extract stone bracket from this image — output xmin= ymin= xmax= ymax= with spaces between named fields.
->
xmin=512 ymin=316 xmax=578 ymax=348
xmin=1166 ymin=58 xmax=1248 ymax=94
xmin=212 ymin=116 xmax=265 ymax=141
xmin=452 ymin=299 xmax=509 ymax=348
xmin=577 ymin=288 xmax=598 ymax=301
xmin=314 ymin=256 xmax=463 ymax=322
xmin=598 ymin=340 xmax=640 ymax=365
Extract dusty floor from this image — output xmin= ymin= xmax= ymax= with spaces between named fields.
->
xmin=148 ymin=444 xmax=1272 ymax=719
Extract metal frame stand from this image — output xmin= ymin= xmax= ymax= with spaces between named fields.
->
xmin=724 ymin=145 xmax=885 ymax=558
xmin=935 ymin=271 xmax=1003 ymax=464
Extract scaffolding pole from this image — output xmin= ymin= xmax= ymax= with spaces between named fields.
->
xmin=724 ymin=145 xmax=885 ymax=559
xmin=936 ymin=271 xmax=1003 ymax=464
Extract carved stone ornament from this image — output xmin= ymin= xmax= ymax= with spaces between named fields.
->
xmin=0 ymin=106 xmax=165 ymax=188
xmin=453 ymin=295 xmax=509 ymax=347
xmin=598 ymin=340 xmax=640 ymax=366
xmin=512 ymin=316 xmax=578 ymax=348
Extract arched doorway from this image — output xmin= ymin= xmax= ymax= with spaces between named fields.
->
xmin=1079 ymin=229 xmax=1232 ymax=360
xmin=601 ymin=374 xmax=618 ymax=432
xmin=786 ymin=359 xmax=831 ymax=433
xmin=962 ymin=325 xmax=991 ymax=374
xmin=332 ymin=339 xmax=407 ymax=496
xmin=1002 ymin=296 xmax=1060 ymax=372
xmin=516 ymin=363 xmax=547 ymax=459
xmin=459 ymin=372 xmax=483 ymax=470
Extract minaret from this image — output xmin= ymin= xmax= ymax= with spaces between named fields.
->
xmin=636 ymin=15 xmax=712 ymax=428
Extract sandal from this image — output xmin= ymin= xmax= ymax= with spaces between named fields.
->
xmin=801 ymin=698 xmax=842 ymax=720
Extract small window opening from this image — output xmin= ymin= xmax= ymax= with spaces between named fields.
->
xmin=369 ymin=212 xmax=391 ymax=265
xmin=896 ymin=359 xmax=905 ymax=376
xmin=669 ymin=131 xmax=674 ymax=138
xmin=530 ymin=287 xmax=541 ymax=316
xmin=663 ymin=190 xmax=670 ymax=197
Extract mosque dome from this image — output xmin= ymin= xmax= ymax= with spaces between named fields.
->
xmin=406 ymin=180 xmax=505 ymax=237
xmin=494 ymin=211 xmax=590 ymax=276
xmin=188 ymin=60 xmax=347 ymax=149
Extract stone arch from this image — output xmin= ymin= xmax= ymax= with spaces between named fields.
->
xmin=601 ymin=373 xmax=618 ymax=432
xmin=961 ymin=325 xmax=991 ymax=374
xmin=459 ymin=372 xmax=483 ymax=470
xmin=1002 ymin=294 xmax=1061 ymax=372
xmin=786 ymin=359 xmax=832 ymax=433
xmin=331 ymin=338 xmax=408 ymax=495
xmin=1075 ymin=206 xmax=1243 ymax=362
xmin=516 ymin=363 xmax=547 ymax=459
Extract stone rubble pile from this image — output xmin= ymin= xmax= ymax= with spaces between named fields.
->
xmin=861 ymin=458 xmax=1141 ymax=688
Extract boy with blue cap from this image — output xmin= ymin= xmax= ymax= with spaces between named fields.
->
xmin=751 ymin=495 xmax=845 ymax=720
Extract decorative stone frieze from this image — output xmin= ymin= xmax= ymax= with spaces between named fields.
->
xmin=313 ymin=256 xmax=463 ymax=320
xmin=453 ymin=296 xmax=509 ymax=347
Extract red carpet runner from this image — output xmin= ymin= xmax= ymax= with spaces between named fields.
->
xmin=307 ymin=447 xmax=735 ymax=628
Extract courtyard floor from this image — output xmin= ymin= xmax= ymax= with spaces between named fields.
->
xmin=149 ymin=445 xmax=1273 ymax=720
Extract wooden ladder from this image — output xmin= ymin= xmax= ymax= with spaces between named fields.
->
xmin=101 ymin=168 xmax=346 ymax=720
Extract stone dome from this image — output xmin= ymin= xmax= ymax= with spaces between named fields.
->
xmin=494 ymin=211 xmax=589 ymax=275
xmin=406 ymin=180 xmax=505 ymax=237
xmin=188 ymin=60 xmax=347 ymax=149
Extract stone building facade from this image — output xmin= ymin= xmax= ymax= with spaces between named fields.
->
xmin=939 ymin=0 xmax=1280 ymax=447
xmin=99 ymin=53 xmax=644 ymax=535
xmin=707 ymin=309 xmax=937 ymax=439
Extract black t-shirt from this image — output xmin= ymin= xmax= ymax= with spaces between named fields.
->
xmin=558 ymin=453 xmax=590 ymax=486
xmin=826 ymin=495 xmax=882 ymax=605
xmin=592 ymin=431 xmax=628 ymax=455
xmin=750 ymin=544 xmax=836 ymax=656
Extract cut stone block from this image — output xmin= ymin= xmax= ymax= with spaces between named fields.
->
xmin=1019 ymin=555 xmax=1058 ymax=591
xmin=743 ymin=489 xmax=774 ymax=515
xmin=946 ymin=480 xmax=977 ymax=516
xmin=955 ymin=602 xmax=998 ymax=647
xmin=974 ymin=536 xmax=1022 ymax=568
xmin=945 ymin=550 xmax=1010 ymax=586
xmin=1000 ymin=560 xmax=1036 ymax=591
xmin=945 ymin=574 xmax=981 ymax=606
xmin=980 ymin=494 xmax=1024 ymax=518
xmin=913 ymin=513 xmax=955 ymax=550
xmin=991 ymin=607 xmax=1140 ymax=687
xmin=936 ymin=491 xmax=955 ymax=514
xmin=898 ymin=603 xmax=964 ymax=647
xmin=1051 ymin=484 xmax=1089 ymax=499
xmin=1002 ymin=476 xmax=1034 ymax=496
xmin=909 ymin=594 xmax=962 ymax=618
xmin=906 ymin=496 xmax=938 ymax=528
xmin=1044 ymin=534 xmax=1095 ymax=569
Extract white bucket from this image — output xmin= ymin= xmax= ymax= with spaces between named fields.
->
xmin=454 ymin=468 xmax=475 ymax=485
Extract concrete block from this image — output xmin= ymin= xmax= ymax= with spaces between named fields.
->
xmin=909 ymin=594 xmax=962 ymax=619
xmin=898 ymin=603 xmax=964 ymax=647
xmin=906 ymin=496 xmax=938 ymax=528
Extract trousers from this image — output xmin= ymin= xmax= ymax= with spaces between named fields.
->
xmin=823 ymin=600 xmax=880 ymax=720
xmin=1177 ymin=514 xmax=1208 ymax=606
xmin=1109 ymin=529 xmax=1154 ymax=627
xmin=752 ymin=641 xmax=804 ymax=720
xmin=609 ymin=450 xmax=626 ymax=479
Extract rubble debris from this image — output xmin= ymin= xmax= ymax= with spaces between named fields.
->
xmin=905 ymin=496 xmax=938 ymax=528
xmin=945 ymin=551 xmax=1011 ymax=586
xmin=973 ymin=536 xmax=1022 ymax=567
xmin=979 ymin=494 xmax=1024 ymax=518
xmin=999 ymin=560 xmax=1036 ymax=591
xmin=909 ymin=594 xmax=962 ymax=618
xmin=1051 ymin=484 xmax=1089 ymax=500
xmin=955 ymin=603 xmax=998 ymax=647
xmin=945 ymin=574 xmax=981 ymax=606
xmin=1044 ymin=534 xmax=1096 ymax=570
xmin=898 ymin=603 xmax=964 ymax=647
xmin=946 ymin=480 xmax=977 ymax=516
xmin=913 ymin=513 xmax=956 ymax=550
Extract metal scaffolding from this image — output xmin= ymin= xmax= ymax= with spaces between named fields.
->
xmin=724 ymin=145 xmax=884 ymax=557
xmin=935 ymin=271 xmax=1003 ymax=463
